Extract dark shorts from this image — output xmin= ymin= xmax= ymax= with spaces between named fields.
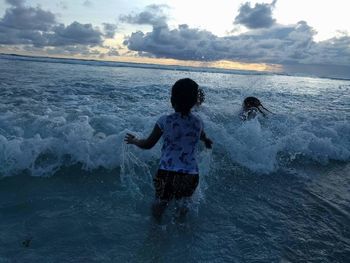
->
xmin=153 ymin=169 xmax=199 ymax=201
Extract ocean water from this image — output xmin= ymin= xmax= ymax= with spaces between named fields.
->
xmin=0 ymin=55 xmax=349 ymax=262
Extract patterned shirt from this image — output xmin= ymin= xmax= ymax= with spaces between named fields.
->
xmin=156 ymin=112 xmax=203 ymax=174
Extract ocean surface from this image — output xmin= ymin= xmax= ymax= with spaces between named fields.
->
xmin=0 ymin=54 xmax=349 ymax=262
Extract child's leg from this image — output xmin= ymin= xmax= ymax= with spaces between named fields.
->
xmin=152 ymin=170 xmax=173 ymax=222
xmin=173 ymin=173 xmax=199 ymax=221
xmin=152 ymin=199 xmax=168 ymax=222
xmin=174 ymin=197 xmax=190 ymax=218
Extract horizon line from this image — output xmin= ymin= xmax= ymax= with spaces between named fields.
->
xmin=1 ymin=53 xmax=350 ymax=81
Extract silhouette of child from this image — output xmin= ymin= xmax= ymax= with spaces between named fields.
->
xmin=125 ymin=78 xmax=212 ymax=222
xmin=240 ymin=96 xmax=272 ymax=120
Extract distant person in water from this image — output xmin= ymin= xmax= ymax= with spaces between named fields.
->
xmin=125 ymin=78 xmax=212 ymax=222
xmin=240 ymin=96 xmax=272 ymax=121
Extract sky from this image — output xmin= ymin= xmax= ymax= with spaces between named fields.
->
xmin=0 ymin=0 xmax=349 ymax=78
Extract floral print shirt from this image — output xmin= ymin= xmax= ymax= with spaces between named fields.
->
xmin=156 ymin=112 xmax=203 ymax=174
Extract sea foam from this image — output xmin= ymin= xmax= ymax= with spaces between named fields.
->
xmin=0 ymin=55 xmax=349 ymax=177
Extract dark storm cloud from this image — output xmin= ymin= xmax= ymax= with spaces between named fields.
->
xmin=0 ymin=4 xmax=103 ymax=47
xmin=0 ymin=3 xmax=56 ymax=46
xmin=302 ymin=35 xmax=350 ymax=65
xmin=1 ymin=5 xmax=56 ymax=31
xmin=47 ymin=22 xmax=103 ymax=46
xmin=120 ymin=4 xmax=350 ymax=67
xmin=123 ymin=19 xmax=350 ymax=66
xmin=0 ymin=24 xmax=47 ymax=46
xmin=103 ymin=23 xmax=118 ymax=38
xmin=124 ymin=24 xmax=217 ymax=60
xmin=119 ymin=4 xmax=169 ymax=28
xmin=123 ymin=21 xmax=309 ymax=62
xmin=234 ymin=0 xmax=277 ymax=29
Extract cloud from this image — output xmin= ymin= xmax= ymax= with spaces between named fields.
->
xmin=103 ymin=23 xmax=118 ymax=38
xmin=302 ymin=35 xmax=350 ymax=65
xmin=1 ymin=0 xmax=349 ymax=77
xmin=0 ymin=4 xmax=103 ymax=47
xmin=47 ymin=22 xmax=103 ymax=46
xmin=0 ymin=4 xmax=56 ymax=46
xmin=83 ymin=0 xmax=93 ymax=7
xmin=96 ymin=46 xmax=120 ymax=59
xmin=106 ymin=47 xmax=119 ymax=56
xmin=234 ymin=1 xmax=277 ymax=29
xmin=124 ymin=24 xmax=217 ymax=60
xmin=0 ymin=0 xmax=120 ymax=57
xmin=123 ymin=20 xmax=350 ymax=66
xmin=120 ymin=4 xmax=169 ymax=28
xmin=5 ymin=0 xmax=25 ymax=7
xmin=45 ymin=45 xmax=101 ymax=56
xmin=1 ymin=5 xmax=56 ymax=31
xmin=0 ymin=25 xmax=47 ymax=46
xmin=57 ymin=1 xmax=68 ymax=10
xmin=45 ymin=44 xmax=120 ymax=59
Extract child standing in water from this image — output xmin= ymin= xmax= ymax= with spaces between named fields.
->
xmin=125 ymin=78 xmax=212 ymax=222
xmin=240 ymin=96 xmax=272 ymax=121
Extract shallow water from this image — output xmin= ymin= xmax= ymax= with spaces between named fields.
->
xmin=0 ymin=55 xmax=349 ymax=262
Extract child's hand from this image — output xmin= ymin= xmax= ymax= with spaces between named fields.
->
xmin=204 ymin=138 xmax=213 ymax=149
xmin=125 ymin=133 xmax=137 ymax=145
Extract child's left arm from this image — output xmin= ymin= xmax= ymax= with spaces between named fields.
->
xmin=200 ymin=131 xmax=213 ymax=149
xmin=125 ymin=124 xmax=162 ymax=149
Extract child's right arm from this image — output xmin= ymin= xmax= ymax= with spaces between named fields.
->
xmin=125 ymin=124 xmax=162 ymax=149
xmin=200 ymin=131 xmax=213 ymax=149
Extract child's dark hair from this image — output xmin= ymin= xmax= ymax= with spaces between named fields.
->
xmin=243 ymin=96 xmax=273 ymax=115
xmin=244 ymin=96 xmax=261 ymax=108
xmin=171 ymin=78 xmax=200 ymax=116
